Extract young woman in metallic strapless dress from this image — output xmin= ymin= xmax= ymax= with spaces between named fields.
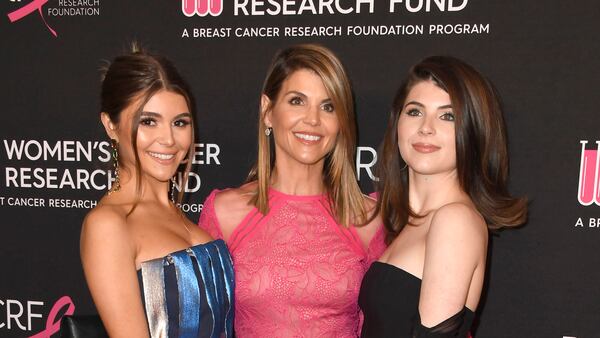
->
xmin=80 ymin=45 xmax=233 ymax=338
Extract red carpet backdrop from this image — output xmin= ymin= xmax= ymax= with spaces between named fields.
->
xmin=1 ymin=1 xmax=598 ymax=337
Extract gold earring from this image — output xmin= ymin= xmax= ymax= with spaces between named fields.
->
xmin=108 ymin=139 xmax=121 ymax=194
xmin=170 ymin=176 xmax=177 ymax=203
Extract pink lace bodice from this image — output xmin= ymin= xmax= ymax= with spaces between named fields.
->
xmin=198 ymin=188 xmax=386 ymax=338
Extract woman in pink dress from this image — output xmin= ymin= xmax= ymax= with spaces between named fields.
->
xmin=198 ymin=44 xmax=386 ymax=337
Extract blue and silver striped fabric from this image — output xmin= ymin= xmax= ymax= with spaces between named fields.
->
xmin=139 ymin=239 xmax=234 ymax=338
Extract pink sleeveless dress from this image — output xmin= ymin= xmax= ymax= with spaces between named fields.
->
xmin=198 ymin=188 xmax=386 ymax=337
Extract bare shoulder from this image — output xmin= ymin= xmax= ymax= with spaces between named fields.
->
xmin=419 ymin=202 xmax=487 ymax=326
xmin=80 ymin=203 xmax=133 ymax=254
xmin=213 ymin=182 xmax=256 ymax=212
xmin=212 ymin=182 xmax=257 ymax=239
xmin=428 ymin=202 xmax=487 ymax=248
xmin=79 ymin=203 xmax=148 ymax=336
xmin=82 ymin=204 xmax=127 ymax=236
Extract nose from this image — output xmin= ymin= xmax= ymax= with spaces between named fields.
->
xmin=418 ymin=116 xmax=435 ymax=135
xmin=302 ymin=104 xmax=321 ymax=126
xmin=158 ymin=125 xmax=175 ymax=146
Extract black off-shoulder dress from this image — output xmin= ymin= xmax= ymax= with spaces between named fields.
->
xmin=359 ymin=261 xmax=474 ymax=338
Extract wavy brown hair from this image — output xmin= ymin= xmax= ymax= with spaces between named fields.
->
xmin=100 ymin=43 xmax=195 ymax=213
xmin=376 ymin=56 xmax=527 ymax=243
xmin=247 ymin=43 xmax=367 ymax=227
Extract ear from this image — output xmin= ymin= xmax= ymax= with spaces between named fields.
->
xmin=260 ymin=94 xmax=272 ymax=128
xmin=100 ymin=112 xmax=118 ymax=140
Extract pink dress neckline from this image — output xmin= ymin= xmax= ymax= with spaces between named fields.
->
xmin=268 ymin=186 xmax=328 ymax=200
xmin=198 ymin=188 xmax=387 ymax=337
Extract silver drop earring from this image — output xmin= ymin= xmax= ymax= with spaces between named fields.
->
xmin=265 ymin=127 xmax=272 ymax=136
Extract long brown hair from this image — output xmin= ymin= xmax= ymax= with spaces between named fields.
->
xmin=377 ymin=55 xmax=527 ymax=243
xmin=100 ymin=43 xmax=195 ymax=212
xmin=247 ymin=43 xmax=367 ymax=227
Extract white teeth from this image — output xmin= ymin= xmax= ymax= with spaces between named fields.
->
xmin=148 ymin=152 xmax=175 ymax=160
xmin=294 ymin=133 xmax=321 ymax=141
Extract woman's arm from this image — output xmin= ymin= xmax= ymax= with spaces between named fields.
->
xmin=418 ymin=203 xmax=487 ymax=329
xmin=80 ymin=207 xmax=149 ymax=338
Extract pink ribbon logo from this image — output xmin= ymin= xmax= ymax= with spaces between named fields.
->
xmin=28 ymin=296 xmax=75 ymax=338
xmin=7 ymin=0 xmax=57 ymax=37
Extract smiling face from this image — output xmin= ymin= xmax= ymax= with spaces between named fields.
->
xmin=263 ymin=68 xmax=340 ymax=169
xmin=103 ymin=90 xmax=192 ymax=184
xmin=397 ymin=80 xmax=456 ymax=176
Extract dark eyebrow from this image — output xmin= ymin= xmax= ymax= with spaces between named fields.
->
xmin=140 ymin=111 xmax=161 ymax=117
xmin=285 ymin=90 xmax=307 ymax=98
xmin=284 ymin=91 xmax=332 ymax=104
xmin=404 ymin=101 xmax=424 ymax=108
xmin=173 ymin=112 xmax=192 ymax=119
xmin=141 ymin=111 xmax=191 ymax=119
xmin=403 ymin=101 xmax=452 ymax=110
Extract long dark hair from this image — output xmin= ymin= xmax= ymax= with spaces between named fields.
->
xmin=376 ymin=56 xmax=527 ymax=243
xmin=100 ymin=43 xmax=195 ymax=211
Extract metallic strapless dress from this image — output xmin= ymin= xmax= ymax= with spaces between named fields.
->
xmin=138 ymin=239 xmax=234 ymax=338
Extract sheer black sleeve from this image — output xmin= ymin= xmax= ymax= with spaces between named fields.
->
xmin=412 ymin=308 xmax=473 ymax=338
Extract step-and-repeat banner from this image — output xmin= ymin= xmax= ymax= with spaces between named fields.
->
xmin=1 ymin=1 xmax=598 ymax=337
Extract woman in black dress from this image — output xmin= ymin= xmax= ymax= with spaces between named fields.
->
xmin=359 ymin=56 xmax=527 ymax=337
